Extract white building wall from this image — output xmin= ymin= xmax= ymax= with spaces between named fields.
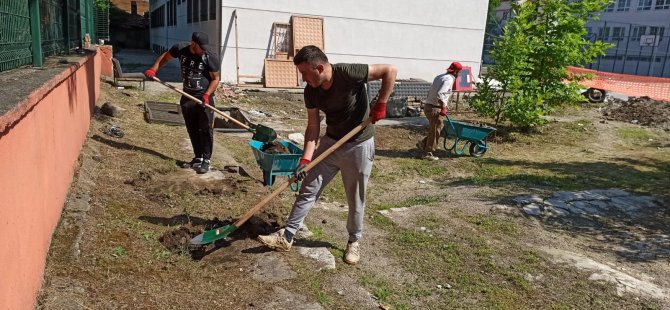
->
xmin=150 ymin=0 xmax=489 ymax=83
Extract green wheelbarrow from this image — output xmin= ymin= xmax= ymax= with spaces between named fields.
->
xmin=441 ymin=115 xmax=496 ymax=157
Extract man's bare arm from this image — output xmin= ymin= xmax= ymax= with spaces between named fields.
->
xmin=150 ymin=52 xmax=174 ymax=72
xmin=368 ymin=64 xmax=398 ymax=103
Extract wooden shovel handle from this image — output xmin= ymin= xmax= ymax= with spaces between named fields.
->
xmin=233 ymin=118 xmax=372 ymax=227
xmin=151 ymin=76 xmax=252 ymax=131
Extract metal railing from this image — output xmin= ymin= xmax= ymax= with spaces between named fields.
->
xmin=0 ymin=0 xmax=106 ymax=72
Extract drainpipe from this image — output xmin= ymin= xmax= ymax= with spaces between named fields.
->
xmin=29 ymin=0 xmax=43 ymax=68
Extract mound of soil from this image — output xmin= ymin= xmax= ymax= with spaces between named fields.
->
xmin=261 ymin=141 xmax=291 ymax=154
xmin=603 ymin=96 xmax=670 ymax=130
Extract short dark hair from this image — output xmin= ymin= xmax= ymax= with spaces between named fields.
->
xmin=293 ymin=45 xmax=328 ymax=66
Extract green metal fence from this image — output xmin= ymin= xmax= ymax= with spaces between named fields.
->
xmin=0 ymin=1 xmax=32 ymax=72
xmin=0 ymin=0 xmax=103 ymax=72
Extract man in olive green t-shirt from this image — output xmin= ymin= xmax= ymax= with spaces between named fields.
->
xmin=258 ymin=45 xmax=397 ymax=265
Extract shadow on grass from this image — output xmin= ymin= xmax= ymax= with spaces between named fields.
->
xmin=444 ymin=156 xmax=670 ymax=263
xmin=92 ymin=134 xmax=176 ymax=161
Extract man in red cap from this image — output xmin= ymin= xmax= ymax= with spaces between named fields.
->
xmin=417 ymin=62 xmax=462 ymax=160
xmin=145 ymin=32 xmax=221 ymax=174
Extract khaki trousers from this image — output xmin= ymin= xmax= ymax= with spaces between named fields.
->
xmin=421 ymin=105 xmax=445 ymax=155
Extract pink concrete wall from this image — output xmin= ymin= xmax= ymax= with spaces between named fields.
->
xmin=99 ymin=45 xmax=113 ymax=78
xmin=0 ymin=50 xmax=100 ymax=309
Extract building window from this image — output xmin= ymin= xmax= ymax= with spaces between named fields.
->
xmin=597 ymin=27 xmax=611 ymax=40
xmin=502 ymin=11 xmax=509 ymax=20
xmin=638 ymin=0 xmax=652 ymax=10
xmin=200 ymin=0 xmax=208 ymax=21
xmin=617 ymin=0 xmax=631 ymax=11
xmin=604 ymin=2 xmax=615 ymax=11
xmin=193 ymin=0 xmax=199 ymax=23
xmin=650 ymin=26 xmax=665 ymax=41
xmin=631 ymin=26 xmax=646 ymax=41
xmin=209 ymin=0 xmax=216 ymax=20
xmin=612 ymin=27 xmax=626 ymax=40
xmin=167 ymin=0 xmax=177 ymax=26
xmin=655 ymin=0 xmax=670 ymax=9
xmin=150 ymin=5 xmax=165 ymax=28
xmin=187 ymin=0 xmax=192 ymax=23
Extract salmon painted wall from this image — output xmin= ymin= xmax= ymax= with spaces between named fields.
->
xmin=0 ymin=50 xmax=100 ymax=309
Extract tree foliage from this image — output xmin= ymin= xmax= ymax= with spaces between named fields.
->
xmin=470 ymin=0 xmax=613 ymax=128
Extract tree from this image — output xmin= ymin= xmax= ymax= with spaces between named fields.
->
xmin=470 ymin=0 xmax=612 ymax=128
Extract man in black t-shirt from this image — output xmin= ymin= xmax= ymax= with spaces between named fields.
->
xmin=257 ymin=46 xmax=397 ymax=265
xmin=145 ymin=32 xmax=221 ymax=174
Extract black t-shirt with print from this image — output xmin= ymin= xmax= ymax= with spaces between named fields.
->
xmin=304 ymin=63 xmax=373 ymax=142
xmin=169 ymin=43 xmax=220 ymax=97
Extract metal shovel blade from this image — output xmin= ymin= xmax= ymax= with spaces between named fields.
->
xmin=190 ymin=224 xmax=238 ymax=245
xmin=251 ymin=124 xmax=277 ymax=143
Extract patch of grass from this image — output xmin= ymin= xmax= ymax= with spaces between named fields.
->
xmin=465 ymin=214 xmax=519 ymax=236
xmin=110 ymin=246 xmax=128 ymax=259
xmin=306 ymin=272 xmax=333 ymax=306
xmin=395 ymin=158 xmax=449 ymax=178
xmin=374 ymin=195 xmax=443 ymax=211
xmin=415 ymin=213 xmax=443 ymax=230
xmin=615 ymin=127 xmax=655 ymax=142
xmin=564 ymin=119 xmax=593 ymax=133
xmin=307 ymin=224 xmax=325 ymax=240
xmin=368 ymin=213 xmax=395 ymax=229
xmin=359 ymin=274 xmax=393 ymax=303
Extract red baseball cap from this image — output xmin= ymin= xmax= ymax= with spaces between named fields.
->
xmin=447 ymin=62 xmax=463 ymax=73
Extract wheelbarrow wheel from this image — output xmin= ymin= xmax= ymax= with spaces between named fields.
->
xmin=469 ymin=141 xmax=487 ymax=157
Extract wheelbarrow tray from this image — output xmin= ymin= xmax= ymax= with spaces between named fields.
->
xmin=443 ymin=120 xmax=496 ymax=141
xmin=249 ymin=140 xmax=303 ymax=186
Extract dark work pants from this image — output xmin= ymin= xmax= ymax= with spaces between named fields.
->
xmin=180 ymin=94 xmax=215 ymax=160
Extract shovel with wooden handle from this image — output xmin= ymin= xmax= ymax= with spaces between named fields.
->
xmin=190 ymin=117 xmax=373 ymax=245
xmin=151 ymin=76 xmax=277 ymax=143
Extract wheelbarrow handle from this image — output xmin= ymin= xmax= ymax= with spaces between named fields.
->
xmin=151 ymin=76 xmax=253 ymax=131
xmin=232 ymin=117 xmax=372 ymax=227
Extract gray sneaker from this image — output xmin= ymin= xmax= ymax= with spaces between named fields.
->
xmin=181 ymin=157 xmax=202 ymax=169
xmin=257 ymin=229 xmax=293 ymax=252
xmin=196 ymin=159 xmax=211 ymax=174
xmin=344 ymin=241 xmax=360 ymax=265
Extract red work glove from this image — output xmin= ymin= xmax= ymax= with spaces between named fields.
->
xmin=294 ymin=158 xmax=311 ymax=181
xmin=440 ymin=105 xmax=447 ymax=117
xmin=202 ymin=93 xmax=211 ymax=105
xmin=369 ymin=101 xmax=387 ymax=123
xmin=144 ymin=68 xmax=156 ymax=78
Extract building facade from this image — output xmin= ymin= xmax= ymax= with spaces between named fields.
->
xmin=488 ymin=0 xmax=670 ymax=77
xmin=147 ymin=0 xmax=489 ymax=83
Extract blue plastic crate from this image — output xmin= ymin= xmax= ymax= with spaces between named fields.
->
xmin=249 ymin=140 xmax=303 ymax=186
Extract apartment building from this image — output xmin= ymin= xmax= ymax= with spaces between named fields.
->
xmin=488 ymin=0 xmax=670 ymax=77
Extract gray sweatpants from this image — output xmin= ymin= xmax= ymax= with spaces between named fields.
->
xmin=285 ymin=136 xmax=375 ymax=243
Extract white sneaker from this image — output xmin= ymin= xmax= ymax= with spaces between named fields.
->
xmin=257 ymin=229 xmax=293 ymax=252
xmin=423 ymin=152 xmax=439 ymax=161
xmin=344 ymin=241 xmax=360 ymax=265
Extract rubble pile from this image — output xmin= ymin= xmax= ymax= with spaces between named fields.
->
xmin=603 ymin=96 xmax=670 ymax=130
